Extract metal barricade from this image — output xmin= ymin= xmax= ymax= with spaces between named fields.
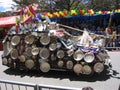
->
xmin=0 ymin=79 xmax=82 ymax=90
xmin=105 ymin=34 xmax=120 ymax=50
xmin=105 ymin=47 xmax=120 ymax=50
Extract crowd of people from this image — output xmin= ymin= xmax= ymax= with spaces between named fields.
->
xmin=0 ymin=17 xmax=120 ymax=50
xmin=59 ymin=18 xmax=120 ymax=50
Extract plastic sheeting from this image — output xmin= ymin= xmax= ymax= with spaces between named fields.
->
xmin=0 ymin=15 xmax=31 ymax=28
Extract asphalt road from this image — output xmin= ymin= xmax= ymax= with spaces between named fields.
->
xmin=0 ymin=51 xmax=120 ymax=90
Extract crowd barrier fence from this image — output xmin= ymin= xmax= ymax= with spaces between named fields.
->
xmin=0 ymin=79 xmax=82 ymax=90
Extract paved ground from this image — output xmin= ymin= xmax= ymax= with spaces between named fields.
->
xmin=0 ymin=51 xmax=120 ymax=90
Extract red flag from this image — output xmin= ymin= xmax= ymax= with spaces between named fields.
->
xmin=28 ymin=6 xmax=36 ymax=17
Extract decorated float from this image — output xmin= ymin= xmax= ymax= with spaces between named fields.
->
xmin=1 ymin=18 xmax=112 ymax=76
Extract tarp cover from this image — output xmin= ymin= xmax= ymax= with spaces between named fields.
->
xmin=0 ymin=15 xmax=31 ymax=28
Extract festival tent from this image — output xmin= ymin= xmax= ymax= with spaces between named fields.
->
xmin=0 ymin=15 xmax=31 ymax=28
xmin=48 ymin=13 xmax=120 ymax=24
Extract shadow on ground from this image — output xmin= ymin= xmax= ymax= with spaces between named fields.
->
xmin=4 ymin=66 xmax=120 ymax=82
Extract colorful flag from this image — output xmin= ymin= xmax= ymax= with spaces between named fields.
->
xmin=21 ymin=9 xmax=25 ymax=22
xmin=27 ymin=6 xmax=36 ymax=17
xmin=16 ymin=17 xmax=20 ymax=33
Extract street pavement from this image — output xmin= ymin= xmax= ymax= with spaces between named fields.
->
xmin=0 ymin=51 xmax=120 ymax=90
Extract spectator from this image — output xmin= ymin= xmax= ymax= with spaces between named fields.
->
xmin=107 ymin=31 xmax=117 ymax=50
xmin=80 ymin=21 xmax=87 ymax=29
xmin=116 ymin=37 xmax=120 ymax=50
xmin=88 ymin=26 xmax=96 ymax=34
xmin=105 ymin=26 xmax=112 ymax=47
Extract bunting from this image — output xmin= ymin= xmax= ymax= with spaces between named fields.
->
xmin=20 ymin=8 xmax=25 ymax=22
xmin=27 ymin=6 xmax=36 ymax=18
xmin=40 ymin=8 xmax=120 ymax=19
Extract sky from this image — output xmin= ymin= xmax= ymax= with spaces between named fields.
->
xmin=0 ymin=0 xmax=16 ymax=12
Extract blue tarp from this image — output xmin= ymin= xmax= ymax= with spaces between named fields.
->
xmin=50 ymin=13 xmax=120 ymax=23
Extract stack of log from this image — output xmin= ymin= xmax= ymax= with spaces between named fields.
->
xmin=2 ymin=32 xmax=108 ymax=75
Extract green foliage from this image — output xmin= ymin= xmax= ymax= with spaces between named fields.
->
xmin=12 ymin=0 xmax=120 ymax=12
xmin=88 ymin=0 xmax=120 ymax=11
xmin=12 ymin=0 xmax=38 ymax=7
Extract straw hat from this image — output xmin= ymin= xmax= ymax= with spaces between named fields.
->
xmin=66 ymin=61 xmax=73 ymax=69
xmin=84 ymin=52 xmax=94 ymax=63
xmin=73 ymin=64 xmax=82 ymax=74
xmin=73 ymin=50 xmax=84 ymax=61
xmin=31 ymin=47 xmax=39 ymax=55
xmin=57 ymin=50 xmax=65 ymax=59
xmin=11 ymin=35 xmax=20 ymax=46
xmin=57 ymin=60 xmax=64 ymax=68
xmin=39 ymin=48 xmax=50 ymax=59
xmin=40 ymin=35 xmax=50 ymax=45
xmin=82 ymin=65 xmax=92 ymax=75
xmin=25 ymin=59 xmax=35 ymax=69
xmin=2 ymin=58 xmax=8 ymax=65
xmin=18 ymin=55 xmax=26 ymax=62
xmin=40 ymin=62 xmax=50 ymax=72
xmin=25 ymin=35 xmax=35 ymax=44
xmin=49 ymin=43 xmax=57 ymax=51
xmin=94 ymin=62 xmax=104 ymax=73
xmin=10 ymin=49 xmax=18 ymax=59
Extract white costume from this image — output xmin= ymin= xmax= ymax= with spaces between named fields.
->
xmin=79 ymin=30 xmax=93 ymax=47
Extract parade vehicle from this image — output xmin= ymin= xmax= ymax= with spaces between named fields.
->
xmin=1 ymin=21 xmax=112 ymax=76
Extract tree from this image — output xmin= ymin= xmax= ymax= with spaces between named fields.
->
xmin=54 ymin=0 xmax=83 ymax=11
xmin=112 ymin=0 xmax=120 ymax=10
xmin=11 ymin=0 xmax=39 ymax=12
xmin=12 ymin=0 xmax=39 ymax=7
xmin=87 ymin=0 xmax=120 ymax=11
xmin=12 ymin=0 xmax=120 ymax=13
xmin=12 ymin=0 xmax=55 ymax=12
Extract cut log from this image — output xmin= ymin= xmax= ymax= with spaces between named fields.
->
xmin=25 ymin=59 xmax=35 ymax=69
xmin=73 ymin=64 xmax=82 ymax=74
xmin=82 ymin=65 xmax=92 ymax=75
xmin=11 ymin=35 xmax=20 ymax=46
xmin=40 ymin=62 xmax=50 ymax=73
xmin=66 ymin=61 xmax=73 ymax=69
xmin=39 ymin=48 xmax=50 ymax=59
xmin=94 ymin=62 xmax=104 ymax=73
xmin=57 ymin=60 xmax=64 ymax=68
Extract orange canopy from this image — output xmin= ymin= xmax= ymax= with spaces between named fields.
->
xmin=0 ymin=15 xmax=31 ymax=28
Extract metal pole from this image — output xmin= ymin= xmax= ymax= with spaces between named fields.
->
xmin=34 ymin=84 xmax=41 ymax=90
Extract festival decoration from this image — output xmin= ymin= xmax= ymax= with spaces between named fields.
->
xmin=36 ymin=13 xmax=41 ymax=20
xmin=59 ymin=11 xmax=64 ymax=17
xmin=15 ymin=17 xmax=20 ymax=33
xmin=2 ymin=22 xmax=112 ymax=75
xmin=38 ymin=8 xmax=120 ymax=19
xmin=63 ymin=10 xmax=68 ymax=17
